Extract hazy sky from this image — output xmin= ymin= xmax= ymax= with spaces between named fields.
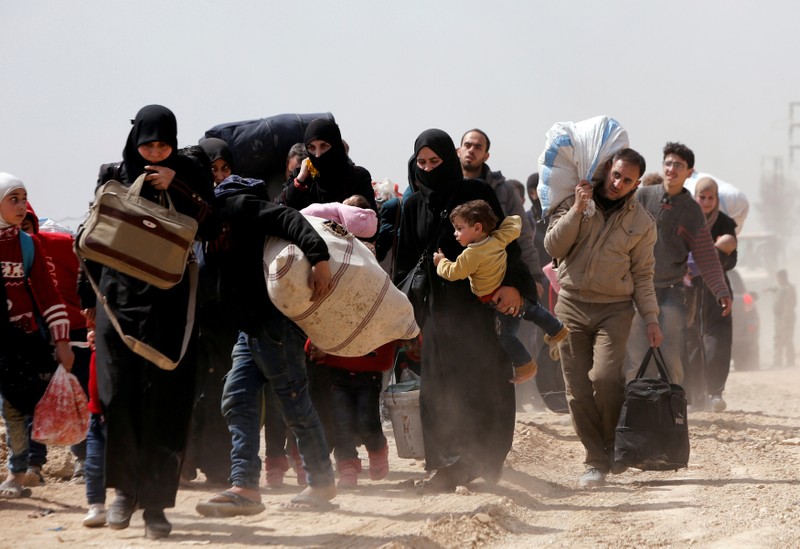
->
xmin=2 ymin=0 xmax=799 ymax=232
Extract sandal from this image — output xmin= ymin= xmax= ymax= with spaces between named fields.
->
xmin=196 ymin=490 xmax=266 ymax=517
xmin=0 ymin=477 xmax=25 ymax=499
xmin=24 ymin=465 xmax=45 ymax=487
xmin=283 ymin=484 xmax=338 ymax=510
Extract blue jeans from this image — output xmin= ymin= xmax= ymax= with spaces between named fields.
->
xmin=1 ymin=396 xmax=29 ymax=474
xmin=328 ymin=368 xmax=386 ymax=462
xmin=495 ymin=298 xmax=565 ymax=368
xmin=626 ymin=284 xmax=687 ymax=384
xmin=222 ymin=322 xmax=333 ymax=490
xmin=85 ymin=413 xmax=107 ymax=505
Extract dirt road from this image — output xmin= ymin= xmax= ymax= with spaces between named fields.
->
xmin=2 ymin=365 xmax=799 ymax=549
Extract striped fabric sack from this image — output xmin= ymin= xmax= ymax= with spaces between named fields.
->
xmin=264 ymin=216 xmax=419 ymax=357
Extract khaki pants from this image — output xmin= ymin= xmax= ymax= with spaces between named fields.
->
xmin=555 ymin=296 xmax=635 ymax=471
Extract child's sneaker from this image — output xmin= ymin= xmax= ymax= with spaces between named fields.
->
xmin=82 ymin=504 xmax=107 ymax=528
xmin=544 ymin=326 xmax=570 ymax=360
xmin=368 ymin=445 xmax=389 ymax=481
xmin=265 ymin=456 xmax=290 ymax=489
xmin=336 ymin=459 xmax=362 ymax=489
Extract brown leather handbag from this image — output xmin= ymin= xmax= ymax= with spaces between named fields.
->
xmin=76 ymin=173 xmax=198 ymax=289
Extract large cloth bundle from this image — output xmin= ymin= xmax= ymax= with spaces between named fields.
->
xmin=264 ymin=216 xmax=419 ymax=356
xmin=537 ymin=115 xmax=629 ymax=218
xmin=684 ymin=172 xmax=750 ymax=233
xmin=205 ymin=112 xmax=334 ymax=185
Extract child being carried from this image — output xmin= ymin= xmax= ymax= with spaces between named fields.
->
xmin=433 ymin=199 xmax=568 ymax=383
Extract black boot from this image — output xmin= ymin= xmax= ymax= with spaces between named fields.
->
xmin=143 ymin=508 xmax=172 ymax=539
xmin=106 ymin=491 xmax=136 ymax=530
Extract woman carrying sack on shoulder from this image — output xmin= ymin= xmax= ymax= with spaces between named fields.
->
xmin=87 ymin=105 xmax=215 ymax=540
xmin=0 ymin=173 xmax=74 ymax=499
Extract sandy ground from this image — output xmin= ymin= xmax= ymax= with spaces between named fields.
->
xmin=2 ymin=364 xmax=800 ymax=549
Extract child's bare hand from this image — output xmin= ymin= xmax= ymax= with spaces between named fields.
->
xmin=433 ymin=249 xmax=444 ymax=266
xmin=54 ymin=341 xmax=75 ymax=372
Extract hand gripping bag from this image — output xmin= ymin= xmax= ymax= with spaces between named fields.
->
xmin=32 ymin=365 xmax=90 ymax=446
xmin=537 ymin=115 xmax=629 ymax=218
xmin=264 ymin=216 xmax=420 ymax=356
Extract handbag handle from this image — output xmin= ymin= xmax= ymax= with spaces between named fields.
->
xmin=125 ymin=173 xmax=176 ymax=213
xmin=635 ymin=346 xmax=674 ymax=384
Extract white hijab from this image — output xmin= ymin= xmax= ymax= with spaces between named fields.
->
xmin=0 ymin=172 xmax=26 ymax=228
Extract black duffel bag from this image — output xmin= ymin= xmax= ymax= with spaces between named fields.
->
xmin=614 ymin=347 xmax=689 ymax=471
xmin=204 ymin=112 xmax=335 ymax=185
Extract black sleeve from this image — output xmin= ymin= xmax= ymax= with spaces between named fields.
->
xmin=231 ymin=196 xmax=330 ymax=265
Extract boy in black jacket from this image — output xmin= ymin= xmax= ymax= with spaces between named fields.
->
xmin=196 ymin=176 xmax=336 ymax=516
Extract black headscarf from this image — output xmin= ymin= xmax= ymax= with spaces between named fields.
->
xmin=121 ymin=105 xmax=180 ymax=183
xmin=198 ymin=137 xmax=235 ymax=172
xmin=409 ymin=129 xmax=462 ymax=210
xmin=303 ymin=118 xmax=350 ymax=178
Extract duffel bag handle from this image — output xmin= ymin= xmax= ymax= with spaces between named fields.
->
xmin=125 ymin=173 xmax=175 ymax=213
xmin=635 ymin=347 xmax=674 ymax=384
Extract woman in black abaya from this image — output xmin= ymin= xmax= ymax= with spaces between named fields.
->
xmin=91 ymin=105 xmax=215 ymax=539
xmin=394 ymin=129 xmax=537 ymax=490
xmin=276 ymin=118 xmax=377 ymax=212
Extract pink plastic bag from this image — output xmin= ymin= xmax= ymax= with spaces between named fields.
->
xmin=32 ymin=365 xmax=90 ymax=446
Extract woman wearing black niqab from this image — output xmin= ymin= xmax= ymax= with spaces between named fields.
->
xmin=276 ymin=118 xmax=377 ymax=212
xmin=394 ymin=129 xmax=537 ymax=490
xmin=90 ymin=105 xmax=215 ymax=539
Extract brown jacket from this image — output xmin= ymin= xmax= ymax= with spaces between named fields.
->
xmin=544 ymin=195 xmax=659 ymax=324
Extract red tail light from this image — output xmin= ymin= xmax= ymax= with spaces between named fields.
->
xmin=742 ymin=293 xmax=754 ymax=312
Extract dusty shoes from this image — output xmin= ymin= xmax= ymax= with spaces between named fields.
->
xmin=143 ymin=509 xmax=172 ymax=539
xmin=579 ymin=468 xmax=607 ymax=488
xmin=710 ymin=395 xmax=727 ymax=413
xmin=82 ymin=504 xmax=107 ymax=527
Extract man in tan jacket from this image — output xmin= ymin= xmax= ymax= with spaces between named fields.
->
xmin=544 ymin=147 xmax=662 ymax=488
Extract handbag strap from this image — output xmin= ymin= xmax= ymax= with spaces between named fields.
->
xmin=79 ymin=254 xmax=198 ymax=368
xmin=635 ymin=346 xmax=674 ymax=384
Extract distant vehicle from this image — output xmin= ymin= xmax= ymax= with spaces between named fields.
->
xmin=729 ymin=269 xmax=760 ymax=370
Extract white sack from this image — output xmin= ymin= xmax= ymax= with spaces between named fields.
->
xmin=537 ymin=115 xmax=629 ymax=218
xmin=684 ymin=172 xmax=749 ymax=234
xmin=264 ymin=216 xmax=419 ymax=356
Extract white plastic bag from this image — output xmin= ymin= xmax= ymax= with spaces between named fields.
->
xmin=537 ymin=115 xmax=629 ymax=217
xmin=31 ymin=365 xmax=90 ymax=446
xmin=264 ymin=216 xmax=420 ymax=357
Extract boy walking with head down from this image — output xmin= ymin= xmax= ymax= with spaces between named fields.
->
xmin=433 ymin=199 xmax=567 ymax=384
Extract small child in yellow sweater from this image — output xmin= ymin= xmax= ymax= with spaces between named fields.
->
xmin=433 ymin=199 xmax=567 ymax=383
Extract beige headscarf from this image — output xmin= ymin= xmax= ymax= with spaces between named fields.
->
xmin=694 ymin=176 xmax=720 ymax=228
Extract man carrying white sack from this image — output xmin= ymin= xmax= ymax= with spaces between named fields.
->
xmin=545 ymin=148 xmax=662 ymax=488
xmin=196 ymin=175 xmax=337 ymax=517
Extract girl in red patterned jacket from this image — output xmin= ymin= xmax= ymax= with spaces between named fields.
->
xmin=0 ymin=173 xmax=74 ymax=499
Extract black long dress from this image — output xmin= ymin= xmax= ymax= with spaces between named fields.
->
xmin=92 ymin=105 xmax=215 ymax=510
xmin=394 ymin=129 xmax=536 ymax=486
